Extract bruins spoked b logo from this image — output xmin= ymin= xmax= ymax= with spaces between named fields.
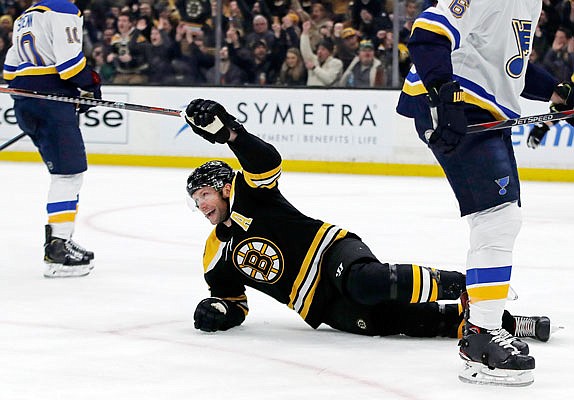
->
xmin=233 ymin=238 xmax=284 ymax=283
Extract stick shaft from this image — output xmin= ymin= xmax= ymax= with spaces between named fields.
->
xmin=467 ymin=108 xmax=574 ymax=133
xmin=0 ymin=86 xmax=182 ymax=117
xmin=0 ymin=132 xmax=27 ymax=151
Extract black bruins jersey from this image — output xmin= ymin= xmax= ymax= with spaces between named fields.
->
xmin=201 ymin=131 xmax=349 ymax=328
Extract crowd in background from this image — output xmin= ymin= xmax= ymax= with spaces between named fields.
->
xmin=0 ymin=0 xmax=573 ymax=88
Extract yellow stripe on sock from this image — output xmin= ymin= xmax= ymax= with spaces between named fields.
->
xmin=430 ymin=268 xmax=438 ymax=302
xmin=467 ymin=284 xmax=510 ymax=303
xmin=410 ymin=264 xmax=421 ymax=303
xmin=48 ymin=212 xmax=76 ymax=223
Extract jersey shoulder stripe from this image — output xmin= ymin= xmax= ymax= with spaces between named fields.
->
xmin=412 ymin=10 xmax=461 ymax=50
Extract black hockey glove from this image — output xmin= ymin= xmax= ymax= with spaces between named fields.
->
xmin=194 ymin=297 xmax=229 ymax=332
xmin=527 ymin=123 xmax=550 ymax=149
xmin=554 ymin=81 xmax=574 ymax=108
xmin=528 ymin=81 xmax=574 ymax=149
xmin=426 ymin=81 xmax=468 ymax=154
xmin=77 ymin=70 xmax=102 ymax=114
xmin=184 ymin=99 xmax=242 ymax=144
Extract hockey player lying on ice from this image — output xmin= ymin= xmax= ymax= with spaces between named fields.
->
xmin=183 ymin=99 xmax=555 ymax=384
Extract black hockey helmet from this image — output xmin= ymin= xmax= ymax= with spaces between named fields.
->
xmin=186 ymin=160 xmax=234 ymax=197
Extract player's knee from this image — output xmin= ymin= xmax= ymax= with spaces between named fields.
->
xmin=324 ymin=238 xmax=379 ymax=296
xmin=49 ymin=173 xmax=84 ymax=200
xmin=468 ymin=201 xmax=521 ymax=262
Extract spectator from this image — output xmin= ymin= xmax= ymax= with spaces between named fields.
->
xmin=89 ymin=44 xmax=115 ymax=84
xmin=533 ymin=8 xmax=554 ymax=59
xmin=228 ymin=36 xmax=283 ymax=85
xmin=0 ymin=14 xmax=13 ymax=40
xmin=542 ymin=26 xmax=574 ymax=82
xmin=356 ymin=7 xmax=392 ymax=43
xmin=148 ymin=26 xmax=177 ymax=84
xmin=106 ymin=12 xmax=152 ymax=84
xmin=300 ymin=20 xmax=343 ymax=87
xmin=270 ymin=11 xmax=300 ymax=58
xmin=244 ymin=14 xmax=276 ymax=49
xmin=351 ymin=0 xmax=383 ymax=28
xmin=330 ymin=0 xmax=351 ymax=21
xmin=205 ymin=45 xmax=247 ymax=85
xmin=0 ymin=33 xmax=8 ymax=84
xmin=172 ymin=24 xmax=215 ymax=84
xmin=335 ymin=26 xmax=360 ymax=70
xmin=338 ymin=39 xmax=384 ymax=87
xmin=276 ymin=47 xmax=308 ymax=86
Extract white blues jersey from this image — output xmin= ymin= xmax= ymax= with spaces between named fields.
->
xmin=3 ymin=0 xmax=87 ymax=90
xmin=402 ymin=0 xmax=542 ymax=120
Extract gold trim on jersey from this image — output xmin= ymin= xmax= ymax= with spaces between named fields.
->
xmin=288 ymin=224 xmax=347 ymax=319
xmin=462 ymin=91 xmax=506 ymax=121
xmin=221 ymin=294 xmax=249 ymax=316
xmin=4 ymin=66 xmax=58 ymax=79
xmin=402 ymin=80 xmax=428 ymax=96
xmin=203 ymin=228 xmax=227 ymax=273
xmin=242 ymin=165 xmax=281 ymax=189
xmin=60 ymin=57 xmax=87 ymax=80
xmin=401 ymin=81 xmax=507 ymax=121
xmin=411 ymin=20 xmax=455 ymax=46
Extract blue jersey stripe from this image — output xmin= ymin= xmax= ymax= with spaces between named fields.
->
xmin=57 ymin=52 xmax=84 ymax=73
xmin=455 ymin=75 xmax=520 ymax=119
xmin=467 ymin=266 xmax=512 ymax=286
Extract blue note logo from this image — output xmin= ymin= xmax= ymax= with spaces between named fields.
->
xmin=495 ymin=176 xmax=510 ymax=195
xmin=506 ymin=19 xmax=533 ymax=79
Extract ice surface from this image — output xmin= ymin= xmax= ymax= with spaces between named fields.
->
xmin=1 ymin=162 xmax=572 ymax=400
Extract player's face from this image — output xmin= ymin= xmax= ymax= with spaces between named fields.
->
xmin=191 ymin=186 xmax=230 ymax=225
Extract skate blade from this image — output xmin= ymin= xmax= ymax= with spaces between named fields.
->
xmin=43 ymin=261 xmax=93 ymax=278
xmin=458 ymin=361 xmax=534 ymax=387
xmin=551 ymin=325 xmax=565 ymax=335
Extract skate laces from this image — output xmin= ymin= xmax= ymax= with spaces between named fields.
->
xmin=488 ymin=328 xmax=521 ymax=355
xmin=68 ymin=239 xmax=87 ymax=253
xmin=514 ymin=317 xmax=536 ymax=337
xmin=64 ymin=240 xmax=86 ymax=260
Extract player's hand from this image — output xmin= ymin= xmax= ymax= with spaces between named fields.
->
xmin=194 ymin=297 xmax=229 ymax=332
xmin=527 ymin=123 xmax=550 ymax=149
xmin=78 ymin=70 xmax=102 ymax=114
xmin=426 ymin=81 xmax=468 ymax=153
xmin=554 ymin=81 xmax=574 ymax=108
xmin=549 ymin=82 xmax=574 ymax=128
xmin=184 ymin=99 xmax=241 ymax=144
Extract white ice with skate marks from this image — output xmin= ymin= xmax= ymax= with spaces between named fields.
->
xmin=0 ymin=163 xmax=572 ymax=400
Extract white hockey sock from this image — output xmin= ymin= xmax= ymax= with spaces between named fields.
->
xmin=47 ymin=173 xmax=84 ymax=240
xmin=466 ymin=202 xmax=521 ymax=330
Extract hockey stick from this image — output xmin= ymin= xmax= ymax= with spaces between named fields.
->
xmin=3 ymin=85 xmax=571 ymax=133
xmin=0 ymin=132 xmax=27 ymax=151
xmin=0 ymin=87 xmax=183 ymax=117
xmin=467 ymin=108 xmax=574 ymax=133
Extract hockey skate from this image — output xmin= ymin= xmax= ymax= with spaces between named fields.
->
xmin=458 ymin=322 xmax=535 ymax=387
xmin=513 ymin=315 xmax=563 ymax=342
xmin=43 ymin=225 xmax=94 ymax=278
